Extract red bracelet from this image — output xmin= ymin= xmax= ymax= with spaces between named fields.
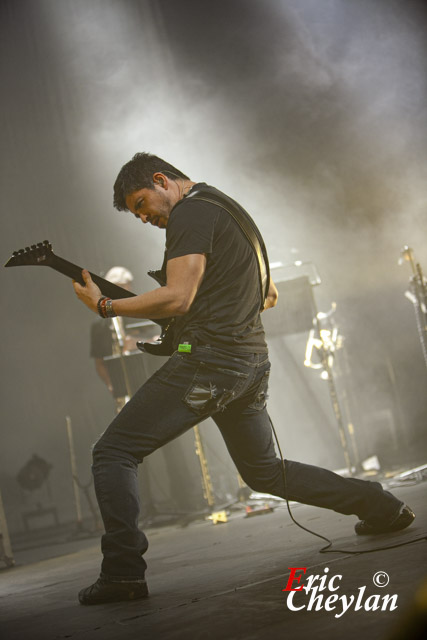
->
xmin=97 ymin=296 xmax=108 ymax=318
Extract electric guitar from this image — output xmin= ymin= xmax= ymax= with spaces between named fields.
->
xmin=4 ymin=240 xmax=175 ymax=356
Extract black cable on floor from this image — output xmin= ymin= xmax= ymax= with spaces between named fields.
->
xmin=268 ymin=415 xmax=426 ymax=556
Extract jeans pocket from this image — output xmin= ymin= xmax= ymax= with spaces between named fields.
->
xmin=248 ymin=370 xmax=270 ymax=411
xmin=183 ymin=361 xmax=249 ymax=416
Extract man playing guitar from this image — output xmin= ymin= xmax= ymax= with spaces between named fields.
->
xmin=73 ymin=152 xmax=414 ymax=605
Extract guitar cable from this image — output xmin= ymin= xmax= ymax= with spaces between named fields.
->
xmin=267 ymin=415 xmax=426 ymax=556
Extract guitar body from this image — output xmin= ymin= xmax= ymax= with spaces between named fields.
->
xmin=137 ymin=332 xmax=174 ymax=356
xmin=4 ymin=240 xmax=175 ymax=356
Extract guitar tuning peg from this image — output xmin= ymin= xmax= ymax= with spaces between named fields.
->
xmin=24 ymin=247 xmax=30 ymax=252
xmin=43 ymin=240 xmax=49 ymax=245
xmin=37 ymin=242 xmax=43 ymax=247
xmin=31 ymin=245 xmax=36 ymax=249
xmin=19 ymin=249 xmax=25 ymax=254
xmin=12 ymin=251 xmax=18 ymax=256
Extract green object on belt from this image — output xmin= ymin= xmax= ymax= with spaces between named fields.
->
xmin=178 ymin=343 xmax=192 ymax=353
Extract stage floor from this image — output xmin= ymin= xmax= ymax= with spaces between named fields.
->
xmin=1 ymin=480 xmax=426 ymax=640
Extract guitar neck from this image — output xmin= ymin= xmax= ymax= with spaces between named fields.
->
xmin=5 ymin=243 xmax=170 ymax=328
xmin=49 ymin=254 xmax=136 ymax=299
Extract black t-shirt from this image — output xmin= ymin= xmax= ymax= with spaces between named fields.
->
xmin=165 ymin=183 xmax=268 ymax=353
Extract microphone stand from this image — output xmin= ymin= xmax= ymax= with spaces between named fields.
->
xmin=304 ymin=306 xmax=358 ymax=476
xmin=400 ymin=246 xmax=427 ymax=370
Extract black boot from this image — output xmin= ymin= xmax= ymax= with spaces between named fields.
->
xmin=78 ymin=577 xmax=149 ymax=605
xmin=355 ymin=505 xmax=415 ymax=536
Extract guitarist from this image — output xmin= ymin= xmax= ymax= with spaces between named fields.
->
xmin=73 ymin=152 xmax=414 ymax=605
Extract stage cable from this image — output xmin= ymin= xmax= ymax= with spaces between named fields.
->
xmin=268 ymin=415 xmax=426 ymax=555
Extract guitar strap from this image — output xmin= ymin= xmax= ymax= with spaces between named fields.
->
xmin=185 ymin=189 xmax=270 ymax=307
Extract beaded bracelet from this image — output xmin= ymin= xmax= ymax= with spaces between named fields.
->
xmin=97 ymin=296 xmax=109 ymax=318
xmin=100 ymin=297 xmax=109 ymax=318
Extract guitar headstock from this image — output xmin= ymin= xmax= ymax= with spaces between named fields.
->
xmin=4 ymin=240 xmax=54 ymax=268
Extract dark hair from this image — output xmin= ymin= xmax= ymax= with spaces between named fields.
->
xmin=113 ymin=152 xmax=189 ymax=211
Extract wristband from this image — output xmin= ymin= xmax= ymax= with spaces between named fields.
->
xmin=97 ymin=296 xmax=109 ymax=318
xmin=104 ymin=298 xmax=117 ymax=318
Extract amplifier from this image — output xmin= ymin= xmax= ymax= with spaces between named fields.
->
xmin=262 ymin=275 xmax=317 ymax=336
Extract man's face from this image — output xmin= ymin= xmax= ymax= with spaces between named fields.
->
xmin=125 ymin=182 xmax=175 ymax=230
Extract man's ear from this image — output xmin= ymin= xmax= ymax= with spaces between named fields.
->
xmin=153 ymin=172 xmax=168 ymax=189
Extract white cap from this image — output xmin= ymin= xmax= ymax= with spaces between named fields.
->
xmin=104 ymin=266 xmax=134 ymax=285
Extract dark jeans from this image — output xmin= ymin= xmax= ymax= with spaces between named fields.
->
xmin=92 ymin=346 xmax=403 ymax=580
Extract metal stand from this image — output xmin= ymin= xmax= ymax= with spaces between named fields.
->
xmin=332 ymin=343 xmax=362 ymax=469
xmin=66 ymin=415 xmax=102 ymax=534
xmin=111 ymin=317 xmax=133 ymax=403
xmin=400 ymin=245 xmax=427 ymax=370
xmin=193 ymin=425 xmax=215 ymax=508
xmin=0 ymin=489 xmax=14 ymax=568
xmin=304 ymin=308 xmax=358 ymax=475
xmin=66 ymin=416 xmax=84 ymax=533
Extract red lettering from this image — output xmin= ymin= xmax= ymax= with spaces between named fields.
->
xmin=282 ymin=567 xmax=307 ymax=591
